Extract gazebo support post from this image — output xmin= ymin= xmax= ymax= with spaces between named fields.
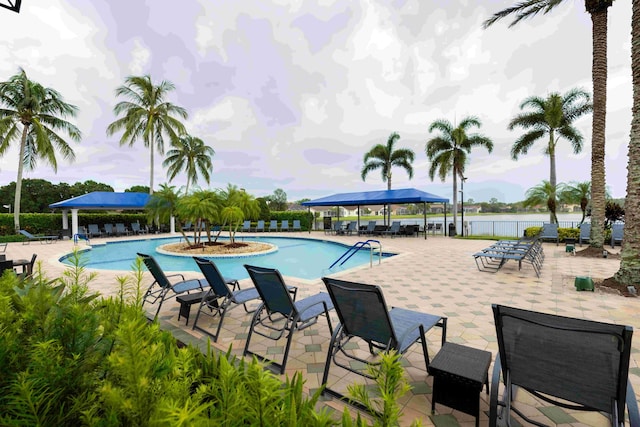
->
xmin=423 ymin=202 xmax=427 ymax=240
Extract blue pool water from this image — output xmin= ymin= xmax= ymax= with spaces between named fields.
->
xmin=62 ymin=235 xmax=392 ymax=280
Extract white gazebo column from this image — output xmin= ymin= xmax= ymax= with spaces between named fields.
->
xmin=71 ymin=209 xmax=79 ymax=237
xmin=61 ymin=210 xmax=69 ymax=230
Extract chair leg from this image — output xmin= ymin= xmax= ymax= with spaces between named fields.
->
xmin=488 ymin=356 xmax=502 ymax=427
xmin=243 ymin=303 xmax=265 ymax=361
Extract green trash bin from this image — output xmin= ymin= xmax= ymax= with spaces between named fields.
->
xmin=574 ymin=276 xmax=594 ymax=292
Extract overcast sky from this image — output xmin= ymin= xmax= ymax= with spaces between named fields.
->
xmin=0 ymin=0 xmax=633 ymax=203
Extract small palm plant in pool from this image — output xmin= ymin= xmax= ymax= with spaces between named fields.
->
xmin=222 ymin=206 xmax=244 ymax=246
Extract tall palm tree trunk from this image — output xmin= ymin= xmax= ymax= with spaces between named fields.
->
xmin=13 ymin=125 xmax=29 ymax=231
xmin=149 ymin=134 xmax=155 ymax=195
xmin=549 ymin=131 xmax=557 ymax=224
xmin=589 ymin=7 xmax=608 ymax=249
xmin=613 ymin=0 xmax=640 ymax=284
xmin=452 ymin=173 xmax=458 ymax=234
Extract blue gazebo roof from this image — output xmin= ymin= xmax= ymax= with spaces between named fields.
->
xmin=49 ymin=192 xmax=150 ymax=210
xmin=301 ymin=188 xmax=449 ymax=207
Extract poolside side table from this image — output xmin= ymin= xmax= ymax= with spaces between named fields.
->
xmin=427 ymin=342 xmax=492 ymax=427
xmin=176 ymin=291 xmax=209 ymax=325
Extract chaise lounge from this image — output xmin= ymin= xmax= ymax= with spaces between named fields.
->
xmin=19 ymin=229 xmax=59 ymax=245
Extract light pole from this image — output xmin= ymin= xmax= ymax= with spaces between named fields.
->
xmin=2 ymin=204 xmax=10 ymax=213
xmin=460 ymin=177 xmax=467 ymax=237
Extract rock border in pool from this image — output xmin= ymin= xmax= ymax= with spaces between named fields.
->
xmin=156 ymin=241 xmax=278 ymax=258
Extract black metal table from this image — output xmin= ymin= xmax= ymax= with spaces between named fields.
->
xmin=428 ymin=342 xmax=492 ymax=427
xmin=176 ymin=291 xmax=208 ymax=325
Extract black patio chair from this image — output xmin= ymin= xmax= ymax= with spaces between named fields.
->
xmin=579 ymin=222 xmax=591 ymax=246
xmin=490 ymin=304 xmax=639 ymax=427
xmin=243 ymin=264 xmax=333 ymax=374
xmin=320 ymin=277 xmax=447 ymax=408
xmin=191 ymin=257 xmax=262 ymax=342
xmin=538 ymin=223 xmax=559 ymax=245
xmin=137 ymin=253 xmax=206 ymax=319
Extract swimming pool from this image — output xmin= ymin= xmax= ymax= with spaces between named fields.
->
xmin=62 ymin=235 xmax=393 ymax=280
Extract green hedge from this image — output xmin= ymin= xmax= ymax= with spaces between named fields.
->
xmin=0 ymin=213 xmax=149 ymax=239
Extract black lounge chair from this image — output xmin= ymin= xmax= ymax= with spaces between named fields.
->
xmin=102 ymin=223 xmax=114 ymax=236
xmin=243 ymin=264 xmax=333 ymax=374
xmin=191 ymin=257 xmax=261 ymax=342
xmin=254 ymin=220 xmax=265 ymax=232
xmin=490 ymin=304 xmax=639 ymax=427
xmin=19 ymin=229 xmax=58 ymax=244
xmin=0 ymin=259 xmax=15 ymax=275
xmin=538 ymin=223 xmax=559 ymax=245
xmin=115 ymin=223 xmax=130 ymax=236
xmin=137 ymin=253 xmax=206 ymax=319
xmin=130 ymin=222 xmax=146 ymax=235
xmin=382 ymin=221 xmax=401 ymax=237
xmin=611 ymin=223 xmax=624 ymax=248
xmin=358 ymin=220 xmax=376 ymax=236
xmin=87 ymin=224 xmax=103 ymax=238
xmin=473 ymin=237 xmax=544 ymax=277
xmin=344 ymin=221 xmax=357 ymax=235
xmin=579 ymin=222 xmax=591 ymax=246
xmin=320 ymin=277 xmax=447 ymax=408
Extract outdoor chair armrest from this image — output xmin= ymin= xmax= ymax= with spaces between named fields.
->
xmin=166 ymin=273 xmax=186 ymax=282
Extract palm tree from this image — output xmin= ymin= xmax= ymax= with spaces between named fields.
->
xmin=525 ymin=181 xmax=565 ymax=225
xmin=175 ymin=190 xmax=219 ymax=247
xmin=560 ymin=181 xmax=591 ymax=225
xmin=425 ymin=116 xmax=493 ymax=233
xmin=361 ymin=132 xmax=414 ymax=224
xmin=145 ymin=183 xmax=180 ymax=232
xmin=508 ymin=89 xmax=592 ymax=223
xmin=361 ymin=132 xmax=414 ymax=190
xmin=0 ymin=68 xmax=81 ymax=231
xmin=613 ymin=0 xmax=639 ymax=286
xmin=218 ymin=184 xmax=260 ymax=244
xmin=106 ymin=75 xmax=187 ymax=194
xmin=163 ymin=134 xmax=215 ymax=194
xmin=483 ymin=0 xmax=613 ymax=249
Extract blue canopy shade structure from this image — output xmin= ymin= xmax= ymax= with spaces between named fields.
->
xmin=49 ymin=192 xmax=150 ymax=238
xmin=301 ymin=188 xmax=448 ymax=207
xmin=49 ymin=191 xmax=150 ymax=210
xmin=302 ymin=188 xmax=449 ymax=239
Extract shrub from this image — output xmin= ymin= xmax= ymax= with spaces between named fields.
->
xmin=0 ymin=253 xmax=422 ymax=426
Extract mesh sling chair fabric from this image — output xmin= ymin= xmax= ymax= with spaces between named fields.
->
xmin=137 ymin=253 xmax=206 ymax=319
xmin=611 ymin=223 xmax=624 ymax=249
xmin=191 ymin=257 xmax=261 ymax=342
xmin=538 ymin=223 xmax=559 ymax=245
xmin=579 ymin=222 xmax=591 ymax=246
xmin=320 ymin=277 xmax=447 ymax=407
xmin=243 ymin=264 xmax=333 ymax=374
xmin=490 ymin=304 xmax=639 ymax=427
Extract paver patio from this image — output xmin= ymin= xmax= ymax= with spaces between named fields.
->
xmin=5 ymin=231 xmax=638 ymax=426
